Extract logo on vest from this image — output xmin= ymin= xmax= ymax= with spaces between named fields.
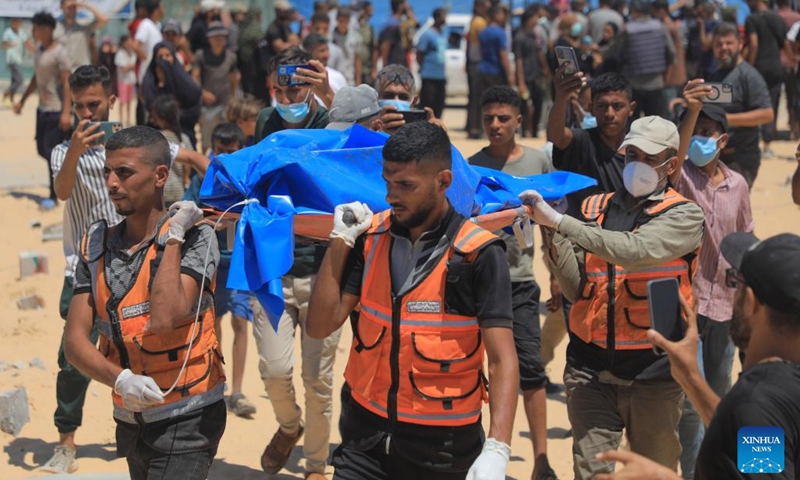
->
xmin=121 ymin=301 xmax=150 ymax=319
xmin=738 ymin=426 xmax=784 ymax=474
xmin=406 ymin=301 xmax=441 ymax=314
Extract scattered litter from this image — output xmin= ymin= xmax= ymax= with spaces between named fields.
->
xmin=10 ymin=372 xmax=18 ymax=377
xmin=41 ymin=223 xmax=63 ymax=242
xmin=0 ymin=361 xmax=8 ymax=372
xmin=30 ymin=220 xmax=41 ymax=228
xmin=0 ymin=387 xmax=30 ymax=436
xmin=29 ymin=357 xmax=46 ymax=371
xmin=11 ymin=361 xmax=25 ymax=370
xmin=16 ymin=295 xmax=44 ymax=310
xmin=92 ymin=389 xmax=98 ymax=397
xmin=18 ymin=252 xmax=48 ymax=278
xmin=39 ymin=199 xmax=56 ymax=211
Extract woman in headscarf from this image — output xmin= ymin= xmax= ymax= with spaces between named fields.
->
xmin=141 ymin=41 xmax=202 ymax=147
xmin=237 ymin=8 xmax=266 ymax=101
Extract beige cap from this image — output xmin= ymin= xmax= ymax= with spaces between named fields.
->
xmin=274 ymin=0 xmax=294 ymax=11
xmin=620 ymin=116 xmax=680 ymax=155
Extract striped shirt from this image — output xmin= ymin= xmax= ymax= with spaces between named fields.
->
xmin=51 ymin=143 xmax=122 ymax=277
xmin=675 ymin=161 xmax=754 ymax=322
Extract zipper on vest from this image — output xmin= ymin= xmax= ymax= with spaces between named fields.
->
xmin=387 ymin=294 xmax=402 ymax=435
xmin=605 ymin=263 xmax=616 ymax=371
xmin=107 ymin=307 xmax=131 ymax=369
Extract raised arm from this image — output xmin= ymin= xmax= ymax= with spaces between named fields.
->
xmin=672 ymin=79 xmax=713 ymax=185
xmin=547 ymin=64 xmax=586 ymax=150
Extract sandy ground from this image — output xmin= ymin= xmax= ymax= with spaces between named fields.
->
xmin=0 ymin=95 xmax=798 ymax=480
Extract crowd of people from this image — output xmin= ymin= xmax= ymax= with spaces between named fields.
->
xmin=3 ymin=0 xmax=800 ymax=478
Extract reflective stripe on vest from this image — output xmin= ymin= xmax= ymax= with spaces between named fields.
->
xmin=81 ymin=219 xmax=225 ymax=423
xmin=570 ymin=190 xmax=699 ymax=351
xmin=345 ymin=210 xmax=497 ymax=427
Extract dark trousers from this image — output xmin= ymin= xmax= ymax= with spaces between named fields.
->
xmin=511 ymin=281 xmax=546 ymax=391
xmin=35 ymin=109 xmax=69 ymax=201
xmin=5 ymin=63 xmax=24 ymax=97
xmin=420 ymin=78 xmax=446 ymax=119
xmin=466 ymin=62 xmax=482 ymax=135
xmin=55 ymin=277 xmax=100 ymax=434
xmin=522 ymin=81 xmax=545 ymax=137
xmin=333 ymin=439 xmax=468 ymax=480
xmin=761 ymin=82 xmax=782 ymax=144
xmin=632 ymin=89 xmax=668 ymax=120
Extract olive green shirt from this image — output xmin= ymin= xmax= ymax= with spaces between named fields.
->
xmin=543 ymin=189 xmax=705 ymax=303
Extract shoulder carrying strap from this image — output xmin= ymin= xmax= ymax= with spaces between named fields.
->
xmin=81 ymin=220 xmax=108 ymax=263
xmin=581 ymin=192 xmax=614 ymax=222
xmin=644 ymin=188 xmax=691 ymax=217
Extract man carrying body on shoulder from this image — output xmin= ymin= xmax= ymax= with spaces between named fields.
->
xmin=64 ymin=126 xmax=226 ymax=480
xmin=594 ymin=232 xmax=800 ymax=480
xmin=529 ymin=116 xmax=705 ymax=480
xmin=468 ymin=85 xmax=557 ymax=480
xmin=308 ymin=121 xmax=519 ymax=479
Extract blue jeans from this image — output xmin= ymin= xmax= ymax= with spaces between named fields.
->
xmin=678 ymin=315 xmax=735 ymax=479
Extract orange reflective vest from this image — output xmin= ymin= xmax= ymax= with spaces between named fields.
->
xmin=81 ymin=218 xmax=225 ymax=424
xmin=344 ymin=210 xmax=500 ymax=427
xmin=569 ymin=189 xmax=699 ymax=351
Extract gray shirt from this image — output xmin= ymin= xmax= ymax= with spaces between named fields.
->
xmin=193 ymin=49 xmax=238 ymax=108
xmin=469 ymin=146 xmax=553 ymax=283
xmin=54 ymin=20 xmax=95 ymax=71
xmin=587 ymin=8 xmax=624 ymax=43
xmin=34 ymin=43 xmax=71 ymax=112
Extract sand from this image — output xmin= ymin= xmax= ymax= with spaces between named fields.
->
xmin=0 ymin=96 xmax=798 ymax=480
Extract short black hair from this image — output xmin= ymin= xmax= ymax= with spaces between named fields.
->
xmin=521 ymin=4 xmax=540 ymax=25
xmin=106 ymin=126 xmax=171 ymax=169
xmin=211 ymin=122 xmax=245 ymax=147
xmin=303 ymin=32 xmax=328 ymax=51
xmin=713 ymin=21 xmax=741 ymax=41
xmin=268 ymin=46 xmax=312 ymax=76
xmin=383 ymin=122 xmax=452 ymax=170
xmin=777 ymin=0 xmax=791 ymax=7
xmin=375 ymin=64 xmax=415 ymax=92
xmin=481 ymin=85 xmax=522 ymax=111
xmin=149 ymin=95 xmax=182 ymax=140
xmin=591 ymin=72 xmax=632 ymax=101
xmin=391 ymin=0 xmax=404 ymax=14
xmin=489 ymin=4 xmax=504 ymax=18
xmin=311 ymin=12 xmax=330 ymax=24
xmin=338 ymin=6 xmax=353 ymax=17
xmin=433 ymin=7 xmax=446 ymax=20
xmin=32 ymin=11 xmax=56 ymax=29
xmin=144 ymin=0 xmax=161 ymax=16
xmin=69 ymin=65 xmax=112 ymax=93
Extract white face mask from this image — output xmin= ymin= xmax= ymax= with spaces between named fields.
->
xmin=622 ymin=158 xmax=671 ymax=198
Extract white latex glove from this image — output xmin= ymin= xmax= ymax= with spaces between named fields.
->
xmin=330 ymin=201 xmax=373 ymax=247
xmin=519 ymin=190 xmax=564 ymax=229
xmin=114 ymin=368 xmax=165 ymax=411
xmin=168 ymin=201 xmax=204 ymax=242
xmin=466 ymin=437 xmax=511 ymax=480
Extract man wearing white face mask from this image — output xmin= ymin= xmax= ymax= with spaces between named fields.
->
xmin=671 ymin=83 xmax=755 ymax=480
xmin=251 ymin=46 xmax=340 ymax=480
xmin=520 ymin=116 xmax=705 ymax=480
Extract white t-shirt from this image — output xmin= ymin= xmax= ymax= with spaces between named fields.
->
xmin=114 ymin=48 xmax=137 ymax=85
xmin=134 ymin=18 xmax=162 ymax=84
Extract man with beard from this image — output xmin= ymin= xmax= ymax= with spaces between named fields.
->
xmin=706 ymin=22 xmax=773 ymax=188
xmin=63 ymin=126 xmax=226 ymax=480
xmin=307 ymin=121 xmax=520 ymax=479
xmin=593 ymin=232 xmax=800 ymax=480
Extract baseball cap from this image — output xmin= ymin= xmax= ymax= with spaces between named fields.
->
xmin=620 ymin=116 xmax=680 ymax=155
xmin=206 ymin=21 xmax=229 ymax=37
xmin=721 ymin=232 xmax=800 ymax=315
xmin=200 ymin=0 xmax=225 ymax=12
xmin=162 ymin=19 xmax=183 ymax=35
xmin=275 ymin=0 xmax=294 ymax=12
xmin=327 ymin=85 xmax=381 ymax=130
xmin=679 ymin=103 xmax=729 ymax=133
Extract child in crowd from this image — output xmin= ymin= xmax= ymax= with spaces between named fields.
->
xmin=225 ymin=95 xmax=263 ymax=146
xmin=148 ymin=95 xmax=190 ymax=205
xmin=114 ymin=34 xmax=136 ymax=125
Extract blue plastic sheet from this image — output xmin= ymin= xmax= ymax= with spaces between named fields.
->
xmin=200 ymin=125 xmax=596 ymax=331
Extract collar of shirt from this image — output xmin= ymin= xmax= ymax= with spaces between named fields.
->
xmin=685 ymin=160 xmax=732 ymax=188
xmin=108 ymin=215 xmax=167 ymax=256
xmin=611 ymin=187 xmax=667 ymax=210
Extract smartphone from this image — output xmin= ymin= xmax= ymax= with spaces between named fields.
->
xmin=400 ymin=109 xmax=427 ymax=124
xmin=87 ymin=121 xmax=123 ymax=145
xmin=703 ymin=82 xmax=733 ymax=104
xmin=277 ymin=64 xmax=316 ymax=87
xmin=647 ymin=278 xmax=682 ymax=355
xmin=555 ymin=46 xmax=581 ymax=75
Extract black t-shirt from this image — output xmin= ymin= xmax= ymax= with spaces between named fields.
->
xmin=552 ymin=127 xmax=625 ymax=217
xmin=708 ymin=62 xmax=772 ymax=167
xmin=745 ymin=11 xmax=786 ymax=87
xmin=378 ymin=18 xmax=405 ymax=66
xmin=696 ymin=361 xmax=800 ymax=479
xmin=266 ymin=21 xmax=292 ymax=56
xmin=514 ymin=30 xmax=544 ymax=84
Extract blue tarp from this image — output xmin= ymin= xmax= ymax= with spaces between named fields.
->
xmin=200 ymin=125 xmax=596 ymax=330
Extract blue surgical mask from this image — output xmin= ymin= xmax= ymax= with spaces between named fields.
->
xmin=687 ymin=135 xmax=719 ymax=167
xmin=570 ymin=22 xmax=583 ymax=38
xmin=276 ymin=91 xmax=311 ymax=123
xmin=580 ymin=113 xmax=597 ymax=129
xmin=378 ymin=99 xmax=411 ymax=112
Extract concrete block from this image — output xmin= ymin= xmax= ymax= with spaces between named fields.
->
xmin=29 ymin=357 xmax=46 ymax=371
xmin=0 ymin=387 xmax=30 ymax=436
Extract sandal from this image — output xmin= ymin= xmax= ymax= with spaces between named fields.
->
xmin=229 ymin=393 xmax=257 ymax=417
xmin=261 ymin=422 xmax=304 ymax=474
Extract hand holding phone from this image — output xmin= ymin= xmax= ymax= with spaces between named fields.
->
xmin=647 ymin=278 xmax=683 ymax=355
xmin=702 ymin=83 xmax=733 ymax=104
xmin=555 ymin=46 xmax=581 ymax=75
xmin=88 ymin=121 xmax=123 ymax=145
xmin=277 ymin=64 xmax=317 ymax=87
